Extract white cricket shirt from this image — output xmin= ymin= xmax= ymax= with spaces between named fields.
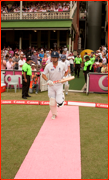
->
xmin=43 ymin=61 xmax=67 ymax=81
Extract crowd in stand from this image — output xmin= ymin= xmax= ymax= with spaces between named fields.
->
xmin=1 ymin=45 xmax=108 ymax=74
xmin=1 ymin=1 xmax=72 ymax=13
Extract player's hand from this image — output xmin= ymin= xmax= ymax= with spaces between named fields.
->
xmin=68 ymin=74 xmax=71 ymax=77
xmin=47 ymin=80 xmax=54 ymax=86
xmin=63 ymin=76 xmax=66 ymax=79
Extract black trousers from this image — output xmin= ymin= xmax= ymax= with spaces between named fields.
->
xmin=22 ymin=75 xmax=30 ymax=97
xmin=70 ymin=64 xmax=74 ymax=73
xmin=83 ymin=71 xmax=90 ymax=83
xmin=75 ymin=64 xmax=80 ymax=77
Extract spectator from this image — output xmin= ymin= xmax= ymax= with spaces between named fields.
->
xmin=4 ymin=54 xmax=9 ymax=62
xmin=40 ymin=60 xmax=47 ymax=72
xmin=31 ymin=63 xmax=37 ymax=71
xmin=29 ymin=73 xmax=39 ymax=94
xmin=1 ymin=55 xmax=6 ymax=69
xmin=57 ymin=50 xmax=62 ymax=61
xmin=68 ymin=55 xmax=74 ymax=74
xmin=97 ymin=59 xmax=102 ymax=73
xmin=106 ymin=52 xmax=108 ymax=63
xmin=101 ymin=64 xmax=107 ymax=73
xmin=39 ymin=49 xmax=44 ymax=63
xmin=42 ymin=53 xmax=48 ymax=63
xmin=13 ymin=52 xmax=20 ymax=69
xmin=102 ymin=55 xmax=107 ymax=64
xmin=31 ymin=50 xmax=38 ymax=65
xmin=18 ymin=53 xmax=25 ymax=70
xmin=6 ymin=56 xmax=15 ymax=70
xmin=9 ymin=48 xmax=14 ymax=57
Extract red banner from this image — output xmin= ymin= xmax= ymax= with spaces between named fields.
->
xmin=1 ymin=100 xmax=108 ymax=109
xmin=95 ymin=103 xmax=108 ymax=109
xmin=1 ymin=100 xmax=40 ymax=105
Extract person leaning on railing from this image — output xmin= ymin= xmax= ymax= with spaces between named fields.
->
xmin=1 ymin=54 xmax=6 ymax=70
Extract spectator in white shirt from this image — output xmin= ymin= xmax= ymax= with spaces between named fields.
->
xmin=18 ymin=53 xmax=25 ymax=70
xmin=102 ymin=55 xmax=107 ymax=64
xmin=6 ymin=56 xmax=15 ymax=70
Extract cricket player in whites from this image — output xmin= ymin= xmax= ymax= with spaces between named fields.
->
xmin=61 ymin=51 xmax=71 ymax=95
xmin=42 ymin=51 xmax=68 ymax=120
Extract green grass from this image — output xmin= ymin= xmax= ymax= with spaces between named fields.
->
xmin=69 ymin=70 xmax=85 ymax=90
xmin=1 ymin=90 xmax=108 ymax=179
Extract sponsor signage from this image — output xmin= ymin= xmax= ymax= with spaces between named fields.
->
xmin=1 ymin=100 xmax=39 ymax=105
xmin=1 ymin=100 xmax=108 ymax=109
xmin=96 ymin=103 xmax=108 ymax=109
xmin=89 ymin=74 xmax=108 ymax=93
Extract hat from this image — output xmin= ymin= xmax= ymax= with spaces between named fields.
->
xmin=27 ymin=56 xmax=32 ymax=61
xmin=21 ymin=52 xmax=24 ymax=55
xmin=33 ymin=51 xmax=36 ymax=53
xmin=85 ymin=55 xmax=90 ymax=59
xmin=15 ymin=52 xmax=19 ymax=56
xmin=61 ymin=54 xmax=66 ymax=60
xmin=51 ymin=51 xmax=59 ymax=58
xmin=9 ymin=55 xmax=12 ymax=58
xmin=31 ymin=63 xmax=35 ymax=66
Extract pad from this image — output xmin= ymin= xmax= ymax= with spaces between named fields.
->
xmin=49 ymin=97 xmax=57 ymax=116
xmin=65 ymin=84 xmax=69 ymax=93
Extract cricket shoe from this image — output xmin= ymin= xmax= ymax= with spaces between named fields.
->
xmin=51 ymin=114 xmax=57 ymax=120
xmin=57 ymin=101 xmax=64 ymax=108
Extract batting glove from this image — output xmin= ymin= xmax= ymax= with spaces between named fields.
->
xmin=68 ymin=74 xmax=71 ymax=77
xmin=47 ymin=80 xmax=54 ymax=86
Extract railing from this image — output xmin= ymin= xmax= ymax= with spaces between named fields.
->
xmin=1 ymin=11 xmax=70 ymax=20
xmin=79 ymin=12 xmax=86 ymax=19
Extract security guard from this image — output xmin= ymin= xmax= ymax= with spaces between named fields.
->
xmin=89 ymin=52 xmax=95 ymax=72
xmin=74 ymin=53 xmax=82 ymax=78
xmin=22 ymin=56 xmax=32 ymax=99
xmin=83 ymin=55 xmax=92 ymax=83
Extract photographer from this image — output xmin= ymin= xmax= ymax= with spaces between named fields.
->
xmin=29 ymin=73 xmax=39 ymax=94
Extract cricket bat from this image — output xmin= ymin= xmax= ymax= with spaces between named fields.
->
xmin=42 ymin=76 xmax=75 ymax=85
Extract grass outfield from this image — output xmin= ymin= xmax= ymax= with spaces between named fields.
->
xmin=1 ymin=90 xmax=108 ymax=179
xmin=69 ymin=70 xmax=85 ymax=90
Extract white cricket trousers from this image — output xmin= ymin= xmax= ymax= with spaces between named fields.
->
xmin=48 ymin=84 xmax=63 ymax=104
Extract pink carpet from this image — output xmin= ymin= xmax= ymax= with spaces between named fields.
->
xmin=14 ymin=106 xmax=81 ymax=179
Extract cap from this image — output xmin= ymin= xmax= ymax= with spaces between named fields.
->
xmin=33 ymin=51 xmax=36 ymax=53
xmin=61 ymin=54 xmax=66 ymax=60
xmin=21 ymin=52 xmax=24 ymax=55
xmin=85 ymin=55 xmax=90 ymax=59
xmin=31 ymin=63 xmax=35 ymax=66
xmin=27 ymin=56 xmax=32 ymax=61
xmin=51 ymin=51 xmax=59 ymax=58
xmin=15 ymin=52 xmax=19 ymax=56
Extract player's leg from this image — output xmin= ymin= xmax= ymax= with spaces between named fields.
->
xmin=48 ymin=86 xmax=57 ymax=119
xmin=55 ymin=84 xmax=65 ymax=107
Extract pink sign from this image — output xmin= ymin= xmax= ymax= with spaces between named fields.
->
xmin=89 ymin=73 xmax=108 ymax=93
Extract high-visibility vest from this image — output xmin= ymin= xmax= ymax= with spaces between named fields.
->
xmin=29 ymin=75 xmax=38 ymax=88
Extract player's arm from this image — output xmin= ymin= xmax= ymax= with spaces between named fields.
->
xmin=64 ymin=70 xmax=68 ymax=77
xmin=42 ymin=74 xmax=48 ymax=81
xmin=68 ymin=66 xmax=71 ymax=74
